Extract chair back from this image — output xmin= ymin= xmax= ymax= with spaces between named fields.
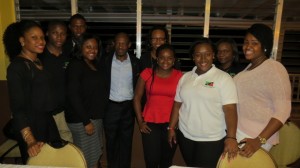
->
xmin=27 ymin=142 xmax=87 ymax=168
xmin=217 ymin=148 xmax=277 ymax=168
xmin=269 ymin=121 xmax=300 ymax=167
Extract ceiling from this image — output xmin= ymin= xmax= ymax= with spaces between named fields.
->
xmin=17 ymin=0 xmax=300 ymax=29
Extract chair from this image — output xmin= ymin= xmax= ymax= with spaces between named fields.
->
xmin=27 ymin=141 xmax=87 ymax=168
xmin=216 ymin=148 xmax=277 ymax=168
xmin=0 ymin=139 xmax=21 ymax=163
xmin=269 ymin=121 xmax=300 ymax=168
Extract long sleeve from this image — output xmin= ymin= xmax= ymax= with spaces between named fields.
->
xmin=6 ymin=61 xmax=31 ymax=131
xmin=234 ymin=59 xmax=291 ymax=144
xmin=267 ymin=61 xmax=291 ymax=123
xmin=66 ymin=60 xmax=90 ymax=125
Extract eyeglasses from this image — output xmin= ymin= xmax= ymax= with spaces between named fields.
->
xmin=151 ymin=38 xmax=166 ymax=42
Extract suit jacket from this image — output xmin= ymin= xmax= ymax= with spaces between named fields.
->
xmin=103 ymin=52 xmax=140 ymax=102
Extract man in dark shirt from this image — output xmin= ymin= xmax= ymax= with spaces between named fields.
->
xmin=64 ymin=13 xmax=87 ymax=58
xmin=39 ymin=21 xmax=72 ymax=142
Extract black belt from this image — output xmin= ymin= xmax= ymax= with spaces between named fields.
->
xmin=109 ymin=99 xmax=132 ymax=104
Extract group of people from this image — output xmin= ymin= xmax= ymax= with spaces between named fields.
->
xmin=167 ymin=23 xmax=291 ymax=167
xmin=2 ymin=12 xmax=291 ymax=168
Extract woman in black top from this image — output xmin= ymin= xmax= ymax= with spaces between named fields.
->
xmin=215 ymin=38 xmax=245 ymax=77
xmin=65 ymin=33 xmax=107 ymax=168
xmin=3 ymin=20 xmax=61 ymax=163
xmin=140 ymin=26 xmax=180 ymax=71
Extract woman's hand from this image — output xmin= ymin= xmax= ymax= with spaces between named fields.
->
xmin=27 ymin=141 xmax=44 ymax=157
xmin=222 ymin=138 xmax=239 ymax=161
xmin=168 ymin=129 xmax=177 ymax=148
xmin=138 ymin=121 xmax=151 ymax=134
xmin=85 ymin=122 xmax=95 ymax=135
xmin=239 ymin=138 xmax=261 ymax=157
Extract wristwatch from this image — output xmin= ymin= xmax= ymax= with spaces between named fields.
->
xmin=258 ymin=136 xmax=267 ymax=144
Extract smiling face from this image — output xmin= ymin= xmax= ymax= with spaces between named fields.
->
xmin=47 ymin=24 xmax=67 ymax=48
xmin=82 ymin=38 xmax=98 ymax=61
xmin=193 ymin=43 xmax=214 ymax=75
xmin=19 ymin=26 xmax=46 ymax=55
xmin=151 ymin=29 xmax=166 ymax=51
xmin=157 ymin=48 xmax=175 ymax=71
xmin=243 ymin=33 xmax=265 ymax=62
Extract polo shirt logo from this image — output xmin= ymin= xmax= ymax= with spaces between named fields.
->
xmin=63 ymin=62 xmax=69 ymax=69
xmin=204 ymin=81 xmax=214 ymax=88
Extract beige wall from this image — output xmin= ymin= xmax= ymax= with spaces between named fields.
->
xmin=0 ymin=0 xmax=16 ymax=80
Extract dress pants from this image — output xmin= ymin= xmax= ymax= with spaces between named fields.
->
xmin=53 ymin=111 xmax=73 ymax=142
xmin=142 ymin=122 xmax=177 ymax=168
xmin=104 ymin=100 xmax=134 ymax=168
xmin=177 ymin=130 xmax=225 ymax=168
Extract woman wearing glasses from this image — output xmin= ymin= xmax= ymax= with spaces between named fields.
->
xmin=168 ymin=38 xmax=239 ymax=167
xmin=139 ymin=26 xmax=180 ymax=71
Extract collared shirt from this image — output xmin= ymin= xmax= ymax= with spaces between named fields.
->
xmin=39 ymin=47 xmax=70 ymax=114
xmin=175 ymin=65 xmax=238 ymax=141
xmin=109 ymin=53 xmax=133 ymax=101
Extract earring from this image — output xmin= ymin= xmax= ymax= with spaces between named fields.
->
xmin=264 ymin=48 xmax=267 ymax=52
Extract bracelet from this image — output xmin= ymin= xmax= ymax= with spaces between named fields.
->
xmin=167 ymin=127 xmax=175 ymax=131
xmin=226 ymin=136 xmax=237 ymax=140
xmin=22 ymin=129 xmax=32 ymax=141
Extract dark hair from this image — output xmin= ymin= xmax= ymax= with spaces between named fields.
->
xmin=189 ymin=37 xmax=215 ymax=59
xmin=246 ymin=23 xmax=273 ymax=57
xmin=147 ymin=25 xmax=169 ymax=50
xmin=74 ymin=33 xmax=102 ymax=62
xmin=69 ymin=13 xmax=86 ymax=24
xmin=47 ymin=21 xmax=67 ymax=32
xmin=3 ymin=20 xmax=43 ymax=61
xmin=216 ymin=38 xmax=239 ymax=64
xmin=156 ymin=43 xmax=175 ymax=58
xmin=114 ymin=32 xmax=131 ymax=43
xmin=149 ymin=44 xmax=176 ymax=95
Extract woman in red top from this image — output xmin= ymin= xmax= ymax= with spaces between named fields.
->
xmin=134 ymin=44 xmax=182 ymax=168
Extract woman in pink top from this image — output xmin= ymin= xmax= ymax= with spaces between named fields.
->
xmin=234 ymin=23 xmax=291 ymax=157
xmin=134 ymin=44 xmax=182 ymax=168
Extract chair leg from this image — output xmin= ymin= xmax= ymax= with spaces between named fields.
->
xmin=286 ymin=157 xmax=300 ymax=168
xmin=0 ymin=143 xmax=19 ymax=163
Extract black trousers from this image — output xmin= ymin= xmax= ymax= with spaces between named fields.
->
xmin=142 ymin=122 xmax=177 ymax=168
xmin=104 ymin=100 xmax=134 ymax=168
xmin=177 ymin=130 xmax=225 ymax=168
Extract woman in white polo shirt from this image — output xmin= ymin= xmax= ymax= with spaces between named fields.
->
xmin=168 ymin=38 xmax=239 ymax=167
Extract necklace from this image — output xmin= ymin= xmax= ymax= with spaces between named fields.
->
xmin=247 ymin=56 xmax=267 ymax=71
xmin=19 ymin=51 xmax=43 ymax=68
